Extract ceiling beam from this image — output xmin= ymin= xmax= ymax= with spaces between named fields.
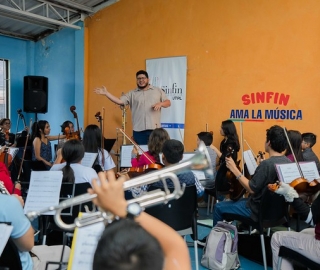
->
xmin=40 ymin=0 xmax=94 ymax=13
xmin=0 ymin=3 xmax=81 ymax=30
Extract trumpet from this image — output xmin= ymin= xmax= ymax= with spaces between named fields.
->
xmin=27 ymin=141 xmax=213 ymax=231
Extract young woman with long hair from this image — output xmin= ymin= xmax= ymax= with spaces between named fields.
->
xmin=31 ymin=120 xmax=65 ymax=169
xmin=82 ymin=124 xmax=116 ymax=177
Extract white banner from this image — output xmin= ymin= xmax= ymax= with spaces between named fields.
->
xmin=146 ymin=56 xmax=187 ymax=142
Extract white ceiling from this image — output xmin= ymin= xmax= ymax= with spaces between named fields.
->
xmin=0 ymin=0 xmax=118 ymax=41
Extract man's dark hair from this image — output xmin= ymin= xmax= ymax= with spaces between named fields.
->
xmin=266 ymin=125 xmax=288 ymax=153
xmin=93 ymin=219 xmax=164 ymax=270
xmin=197 ymin=131 xmax=213 ymax=146
xmin=136 ymin=70 xmax=149 ymax=78
xmin=162 ymin=139 xmax=184 ymax=164
xmin=302 ymin=132 xmax=317 ymax=147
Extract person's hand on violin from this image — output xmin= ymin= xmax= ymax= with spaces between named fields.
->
xmin=94 ymin=86 xmax=108 ymax=96
xmin=256 ymin=151 xmax=265 ymax=165
xmin=116 ymin=169 xmax=131 ymax=181
xmin=225 ymin=156 xmax=238 ymax=172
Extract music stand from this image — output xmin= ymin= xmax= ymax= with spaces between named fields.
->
xmin=103 ymin=138 xmax=116 ymax=152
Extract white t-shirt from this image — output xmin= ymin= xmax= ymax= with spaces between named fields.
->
xmin=50 ymin=163 xmax=98 ymax=186
xmin=98 ymin=149 xmax=116 ymax=171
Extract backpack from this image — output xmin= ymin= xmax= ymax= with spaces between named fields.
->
xmin=201 ymin=221 xmax=240 ymax=270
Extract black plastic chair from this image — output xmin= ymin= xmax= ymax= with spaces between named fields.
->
xmin=39 ymin=182 xmax=94 ymax=269
xmin=0 ymin=238 xmax=22 ymax=270
xmin=40 ymin=182 xmax=94 ymax=244
xmin=277 ymin=246 xmax=320 ymax=270
xmin=145 ymin=185 xmax=199 ymax=270
xmin=222 ymin=188 xmax=291 ymax=270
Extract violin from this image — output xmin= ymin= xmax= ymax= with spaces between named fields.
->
xmin=117 ymin=163 xmax=163 ymax=177
xmin=257 ymin=151 xmax=265 ymax=159
xmin=0 ymin=130 xmax=13 ymax=168
xmin=283 ymin=127 xmax=319 ymax=195
xmin=69 ymin=105 xmax=81 ymax=140
xmin=64 ymin=126 xmax=80 ymax=140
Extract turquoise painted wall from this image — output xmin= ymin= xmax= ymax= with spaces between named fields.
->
xmin=0 ymin=22 xmax=84 ymax=140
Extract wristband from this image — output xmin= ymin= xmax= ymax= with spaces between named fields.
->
xmin=236 ymin=173 xmax=243 ymax=180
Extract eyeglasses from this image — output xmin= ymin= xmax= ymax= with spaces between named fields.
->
xmin=137 ymin=77 xmax=147 ymax=81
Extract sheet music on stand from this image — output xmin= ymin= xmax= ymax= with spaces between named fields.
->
xmin=0 ymin=223 xmax=13 ymax=256
xmin=81 ymin=152 xmax=98 ymax=168
xmin=243 ymin=150 xmax=258 ymax=176
xmin=120 ymin=144 xmax=148 ymax=168
xmin=275 ymin=161 xmax=320 ymax=184
xmin=67 ymin=213 xmax=105 ymax=270
xmin=23 ymin=171 xmax=63 ymax=215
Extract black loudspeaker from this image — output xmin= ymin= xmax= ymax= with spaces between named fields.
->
xmin=23 ymin=76 xmax=48 ymax=113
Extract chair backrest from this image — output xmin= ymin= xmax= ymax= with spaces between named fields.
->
xmin=59 ymin=182 xmax=94 ymax=224
xmin=258 ymin=187 xmax=289 ymax=229
xmin=0 ymin=238 xmax=22 ymax=270
xmin=145 ymin=185 xmax=197 ymax=232
xmin=31 ymin=160 xmax=48 ymax=171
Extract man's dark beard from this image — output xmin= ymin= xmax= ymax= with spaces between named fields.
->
xmin=137 ymin=82 xmax=149 ymax=89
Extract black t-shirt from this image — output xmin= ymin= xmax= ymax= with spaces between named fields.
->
xmin=247 ymin=155 xmax=291 ymax=221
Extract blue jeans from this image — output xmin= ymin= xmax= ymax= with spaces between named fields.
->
xmin=213 ymin=198 xmax=251 ymax=227
xmin=133 ymin=130 xmax=153 ymax=145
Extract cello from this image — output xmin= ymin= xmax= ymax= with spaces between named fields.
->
xmin=95 ymin=109 xmax=105 ymax=169
xmin=224 ymin=147 xmax=246 ymax=201
xmin=0 ymin=130 xmax=13 ymax=168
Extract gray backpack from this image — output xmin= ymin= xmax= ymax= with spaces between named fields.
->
xmin=201 ymin=221 xmax=240 ymax=270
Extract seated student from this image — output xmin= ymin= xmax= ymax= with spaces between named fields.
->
xmin=197 ymin=131 xmax=217 ymax=181
xmin=123 ymin=128 xmax=170 ymax=198
xmin=0 ymin=194 xmax=34 ymax=270
xmin=88 ymin=173 xmax=191 ymax=270
xmin=0 ymin=194 xmax=70 ymax=270
xmin=149 ymin=139 xmax=204 ymax=198
xmin=56 ymin=120 xmax=75 ymax=150
xmin=131 ymin=127 xmax=170 ymax=167
xmin=301 ymin=132 xmax=320 ymax=172
xmin=0 ymin=118 xmax=15 ymax=146
xmin=271 ymin=183 xmax=320 ymax=269
xmin=0 ymin=161 xmax=21 ymax=195
xmin=51 ymin=139 xmax=98 ymax=186
xmin=285 ymin=130 xmax=304 ymax=162
xmin=196 ymin=132 xmax=218 ymax=207
xmin=197 ymin=125 xmax=307 ymax=241
xmin=82 ymin=124 xmax=115 ymax=177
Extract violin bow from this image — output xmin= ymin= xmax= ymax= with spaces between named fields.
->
xmin=283 ymin=127 xmax=305 ymax=178
xmin=243 ymin=139 xmax=257 ymax=159
xmin=101 ymin=107 xmax=105 ymax=167
xmin=17 ymin=118 xmax=32 ymax=181
xmin=117 ymin=128 xmax=154 ymax=164
xmin=239 ymin=121 xmax=245 ymax=174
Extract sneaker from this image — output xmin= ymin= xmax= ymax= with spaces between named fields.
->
xmin=197 ymin=236 xmax=207 ymax=247
xmin=198 ymin=201 xmax=208 ymax=208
